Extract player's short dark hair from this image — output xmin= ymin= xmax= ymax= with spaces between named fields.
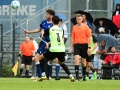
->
xmin=82 ymin=13 xmax=86 ymax=16
xmin=30 ymin=37 xmax=33 ymax=40
xmin=60 ymin=19 xmax=62 ymax=22
xmin=52 ymin=15 xmax=60 ymax=24
xmin=46 ymin=9 xmax=55 ymax=16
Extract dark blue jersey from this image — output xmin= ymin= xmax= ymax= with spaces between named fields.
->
xmin=40 ymin=20 xmax=52 ymax=32
xmin=40 ymin=20 xmax=53 ymax=42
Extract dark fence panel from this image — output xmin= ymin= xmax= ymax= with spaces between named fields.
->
xmin=0 ymin=24 xmax=3 ymax=77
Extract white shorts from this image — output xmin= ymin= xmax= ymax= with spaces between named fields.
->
xmin=93 ymin=54 xmax=100 ymax=69
xmin=93 ymin=61 xmax=99 ymax=69
xmin=99 ymin=59 xmax=104 ymax=69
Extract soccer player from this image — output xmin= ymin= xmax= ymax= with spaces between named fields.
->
xmin=86 ymin=35 xmax=98 ymax=80
xmin=24 ymin=9 xmax=55 ymax=79
xmin=50 ymin=19 xmax=68 ymax=80
xmin=34 ymin=15 xmax=75 ymax=82
xmin=70 ymin=14 xmax=91 ymax=81
xmin=18 ymin=36 xmax=35 ymax=77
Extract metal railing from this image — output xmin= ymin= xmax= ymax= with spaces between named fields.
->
xmin=0 ymin=0 xmax=71 ymax=66
xmin=2 ymin=0 xmax=61 ymax=36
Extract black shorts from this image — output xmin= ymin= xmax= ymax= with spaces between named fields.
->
xmin=86 ymin=54 xmax=94 ymax=62
xmin=21 ymin=55 xmax=32 ymax=65
xmin=74 ymin=44 xmax=88 ymax=58
xmin=43 ymin=51 xmax=65 ymax=62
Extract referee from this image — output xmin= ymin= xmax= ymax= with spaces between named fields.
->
xmin=70 ymin=14 xmax=91 ymax=81
xmin=18 ymin=36 xmax=35 ymax=77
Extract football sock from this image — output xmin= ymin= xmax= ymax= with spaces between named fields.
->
xmin=82 ymin=67 xmax=86 ymax=76
xmin=40 ymin=59 xmax=45 ymax=72
xmin=60 ymin=63 xmax=71 ymax=76
xmin=36 ymin=62 xmax=42 ymax=78
xmin=92 ymin=69 xmax=95 ymax=73
xmin=46 ymin=62 xmax=52 ymax=78
xmin=56 ymin=64 xmax=60 ymax=77
xmin=75 ymin=65 xmax=79 ymax=79
xmin=25 ymin=70 xmax=29 ymax=77
xmin=20 ymin=69 xmax=23 ymax=76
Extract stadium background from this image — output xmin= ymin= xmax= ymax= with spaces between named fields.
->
xmin=0 ymin=0 xmax=120 ymax=77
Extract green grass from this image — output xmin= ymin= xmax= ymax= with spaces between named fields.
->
xmin=0 ymin=78 xmax=120 ymax=90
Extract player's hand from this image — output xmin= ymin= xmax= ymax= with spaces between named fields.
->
xmin=87 ymin=48 xmax=91 ymax=54
xmin=103 ymin=49 xmax=107 ymax=53
xmin=70 ymin=47 xmax=73 ymax=53
xmin=32 ymin=57 xmax=35 ymax=61
xmin=88 ymin=50 xmax=92 ymax=56
xmin=18 ymin=56 xmax=21 ymax=61
xmin=24 ymin=29 xmax=29 ymax=34
xmin=46 ymin=43 xmax=49 ymax=49
xmin=41 ymin=30 xmax=44 ymax=35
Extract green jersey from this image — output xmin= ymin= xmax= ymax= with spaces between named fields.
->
xmin=90 ymin=35 xmax=97 ymax=54
xmin=44 ymin=25 xmax=65 ymax=52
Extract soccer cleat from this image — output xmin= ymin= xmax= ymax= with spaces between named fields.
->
xmin=46 ymin=77 xmax=51 ymax=80
xmin=75 ymin=79 xmax=79 ymax=82
xmin=55 ymin=77 xmax=60 ymax=80
xmin=70 ymin=77 xmax=75 ymax=82
xmin=86 ymin=77 xmax=89 ymax=81
xmin=83 ymin=76 xmax=86 ymax=81
xmin=93 ymin=72 xmax=97 ymax=80
xmin=91 ymin=76 xmax=94 ymax=80
xmin=41 ymin=75 xmax=47 ymax=80
xmin=31 ymin=77 xmax=37 ymax=80
xmin=33 ymin=78 xmax=43 ymax=82
xmin=37 ymin=78 xmax=43 ymax=82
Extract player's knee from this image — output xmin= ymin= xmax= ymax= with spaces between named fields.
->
xmin=74 ymin=59 xmax=79 ymax=65
xmin=81 ymin=61 xmax=86 ymax=67
xmin=58 ymin=61 xmax=63 ymax=65
xmin=88 ymin=62 xmax=92 ymax=67
xmin=34 ymin=56 xmax=39 ymax=62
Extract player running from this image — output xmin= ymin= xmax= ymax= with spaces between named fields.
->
xmin=24 ymin=9 xmax=55 ymax=80
xmin=34 ymin=15 xmax=75 ymax=82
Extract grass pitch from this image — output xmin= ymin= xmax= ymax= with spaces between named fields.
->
xmin=0 ymin=78 xmax=120 ymax=90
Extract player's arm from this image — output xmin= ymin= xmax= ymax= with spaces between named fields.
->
xmin=43 ymin=28 xmax=49 ymax=39
xmin=24 ymin=28 xmax=41 ymax=34
xmin=62 ymin=37 xmax=64 ymax=42
xmin=62 ymin=28 xmax=64 ymax=42
xmin=86 ymin=25 xmax=92 ymax=55
xmin=18 ymin=44 xmax=22 ymax=60
xmin=70 ymin=38 xmax=74 ymax=48
xmin=70 ymin=27 xmax=74 ymax=53
xmin=43 ymin=28 xmax=50 ymax=49
xmin=32 ymin=43 xmax=36 ymax=57
xmin=87 ymin=27 xmax=92 ymax=48
xmin=46 ymin=42 xmax=51 ymax=49
xmin=97 ymin=50 xmax=103 ymax=54
xmin=18 ymin=50 xmax=22 ymax=56
xmin=88 ymin=36 xmax=91 ymax=48
xmin=70 ymin=36 xmax=74 ymax=53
